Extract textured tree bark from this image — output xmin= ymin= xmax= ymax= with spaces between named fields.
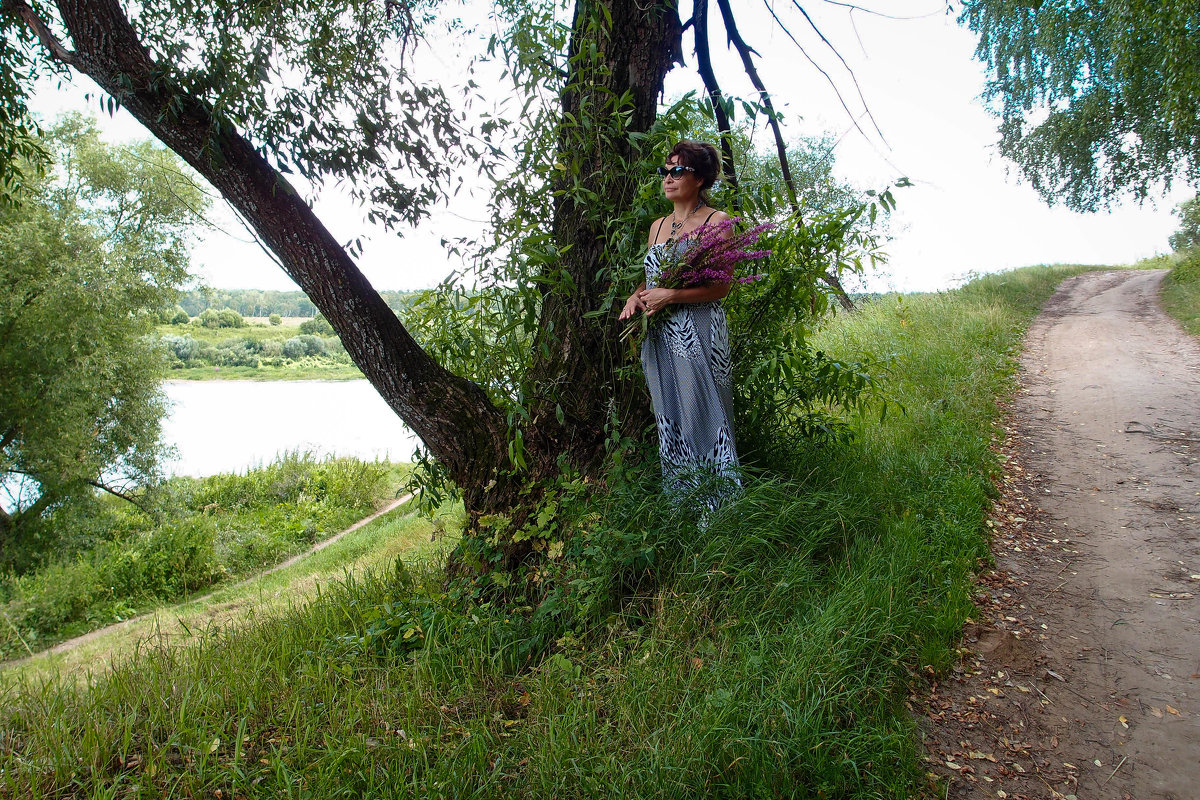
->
xmin=49 ymin=0 xmax=514 ymax=510
xmin=522 ymin=0 xmax=683 ymax=479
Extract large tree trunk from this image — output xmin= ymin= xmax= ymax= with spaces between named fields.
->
xmin=21 ymin=0 xmax=683 ymax=526
xmin=522 ymin=0 xmax=682 ymax=478
xmin=48 ymin=0 xmax=513 ymax=510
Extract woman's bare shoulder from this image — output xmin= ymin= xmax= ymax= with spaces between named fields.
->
xmin=647 ymin=216 xmax=669 ymax=245
xmin=706 ymin=209 xmax=733 ymax=224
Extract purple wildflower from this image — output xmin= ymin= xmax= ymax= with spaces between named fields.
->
xmin=656 ymin=217 xmax=773 ymax=290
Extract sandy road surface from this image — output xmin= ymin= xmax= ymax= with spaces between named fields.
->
xmin=922 ymin=270 xmax=1200 ymax=799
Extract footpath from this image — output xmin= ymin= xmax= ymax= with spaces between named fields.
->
xmin=920 ymin=270 xmax=1200 ymax=800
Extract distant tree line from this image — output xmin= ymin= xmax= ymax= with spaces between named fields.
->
xmin=177 ymin=289 xmax=419 ymax=319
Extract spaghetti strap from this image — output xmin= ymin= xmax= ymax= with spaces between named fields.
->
xmin=652 ymin=216 xmax=667 ymax=244
xmin=701 ymin=209 xmax=718 ymax=226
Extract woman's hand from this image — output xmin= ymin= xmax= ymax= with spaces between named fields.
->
xmin=618 ymin=292 xmax=646 ymax=321
xmin=638 ymin=287 xmax=676 ymax=315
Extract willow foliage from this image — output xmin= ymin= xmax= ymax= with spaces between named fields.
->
xmin=962 ymin=0 xmax=1200 ymax=210
xmin=0 ymin=116 xmax=206 ymax=540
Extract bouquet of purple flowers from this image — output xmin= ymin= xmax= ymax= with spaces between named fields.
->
xmin=623 ymin=217 xmax=772 ymax=342
xmin=655 ymin=217 xmax=773 ymax=291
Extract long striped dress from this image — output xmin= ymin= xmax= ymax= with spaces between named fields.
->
xmin=640 ymin=238 xmax=741 ymax=506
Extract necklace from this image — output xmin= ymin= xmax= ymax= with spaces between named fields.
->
xmin=667 ymin=201 xmax=705 ymax=243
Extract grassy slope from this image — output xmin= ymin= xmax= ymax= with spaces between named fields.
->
xmin=0 ymin=265 xmax=1100 ymax=799
xmin=1159 ymin=250 xmax=1200 ymax=336
xmin=2 ymin=505 xmax=455 ymax=685
xmin=0 ymin=457 xmax=407 ymax=658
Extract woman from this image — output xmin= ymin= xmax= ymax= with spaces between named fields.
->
xmin=619 ymin=140 xmax=740 ymax=504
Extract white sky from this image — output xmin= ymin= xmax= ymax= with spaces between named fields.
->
xmin=30 ymin=1 xmax=1195 ymax=293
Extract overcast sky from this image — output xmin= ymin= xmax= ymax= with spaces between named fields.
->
xmin=31 ymin=1 xmax=1194 ymax=293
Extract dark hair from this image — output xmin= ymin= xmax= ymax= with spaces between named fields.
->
xmin=668 ymin=140 xmax=721 ymax=193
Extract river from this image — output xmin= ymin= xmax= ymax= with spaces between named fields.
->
xmin=161 ymin=380 xmax=422 ymax=477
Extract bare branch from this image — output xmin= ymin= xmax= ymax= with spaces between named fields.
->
xmin=86 ymin=478 xmax=153 ymax=515
xmin=760 ymin=1 xmax=875 ymax=149
xmin=790 ymin=2 xmax=889 ymax=146
xmin=692 ymin=0 xmax=739 ymax=194
xmin=818 ymin=0 xmax=948 ymax=21
xmin=225 ymin=203 xmax=287 ymax=271
xmin=715 ymin=0 xmax=798 ymax=215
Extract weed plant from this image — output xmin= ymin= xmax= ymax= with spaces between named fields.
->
xmin=0 ymin=453 xmax=396 ymax=659
xmin=0 ymin=266 xmax=1099 ymax=798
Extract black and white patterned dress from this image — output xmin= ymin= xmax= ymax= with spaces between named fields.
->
xmin=640 ymin=239 xmax=740 ymax=505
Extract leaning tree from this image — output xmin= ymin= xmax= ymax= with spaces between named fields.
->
xmin=0 ymin=0 xmax=884 ymax=552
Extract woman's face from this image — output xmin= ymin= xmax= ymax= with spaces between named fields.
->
xmin=662 ymin=154 xmax=702 ymax=202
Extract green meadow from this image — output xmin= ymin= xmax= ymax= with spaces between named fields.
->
xmin=1 ymin=266 xmax=1103 ymax=799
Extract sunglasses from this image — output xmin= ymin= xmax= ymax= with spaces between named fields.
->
xmin=656 ymin=165 xmax=696 ymax=179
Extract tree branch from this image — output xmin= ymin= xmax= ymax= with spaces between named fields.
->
xmin=818 ymin=0 xmax=949 ymax=21
xmin=717 ymin=1 xmax=857 ymax=311
xmin=12 ymin=486 xmax=55 ymax=527
xmin=790 ymin=1 xmax=888 ymax=146
xmin=715 ymin=0 xmax=798 ymax=215
xmin=45 ymin=0 xmax=513 ymax=502
xmin=821 ymin=268 xmax=855 ymax=311
xmin=760 ymin=1 xmax=875 ymax=150
xmin=86 ymin=478 xmax=151 ymax=515
xmin=692 ymin=0 xmax=739 ymax=195
xmin=1 ymin=0 xmax=81 ymax=67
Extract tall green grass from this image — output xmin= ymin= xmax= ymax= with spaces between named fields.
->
xmin=0 ymin=453 xmax=398 ymax=659
xmin=1157 ymin=249 xmax=1200 ymax=336
xmin=0 ymin=265 xmax=1099 ymax=798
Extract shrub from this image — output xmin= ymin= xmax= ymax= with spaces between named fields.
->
xmin=281 ymin=336 xmax=305 ymax=359
xmin=281 ymin=334 xmax=326 ymax=359
xmin=9 ymin=557 xmax=105 ymax=635
xmin=299 ymin=313 xmax=334 ymax=336
xmin=1170 ymin=194 xmax=1200 ymax=252
xmin=160 ymin=334 xmax=200 ymax=365
xmin=268 ymin=313 xmax=282 ymax=326
xmin=216 ymin=308 xmax=245 ymax=328
xmin=215 ymin=337 xmax=262 ymax=367
xmin=190 ymin=452 xmax=388 ymax=511
xmin=1167 ymin=247 xmax=1200 ymax=284
xmin=193 ymin=307 xmax=245 ymax=329
xmin=170 ymin=306 xmax=190 ymax=325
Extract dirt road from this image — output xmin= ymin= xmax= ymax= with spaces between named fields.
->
xmin=921 ymin=270 xmax=1200 ymax=799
